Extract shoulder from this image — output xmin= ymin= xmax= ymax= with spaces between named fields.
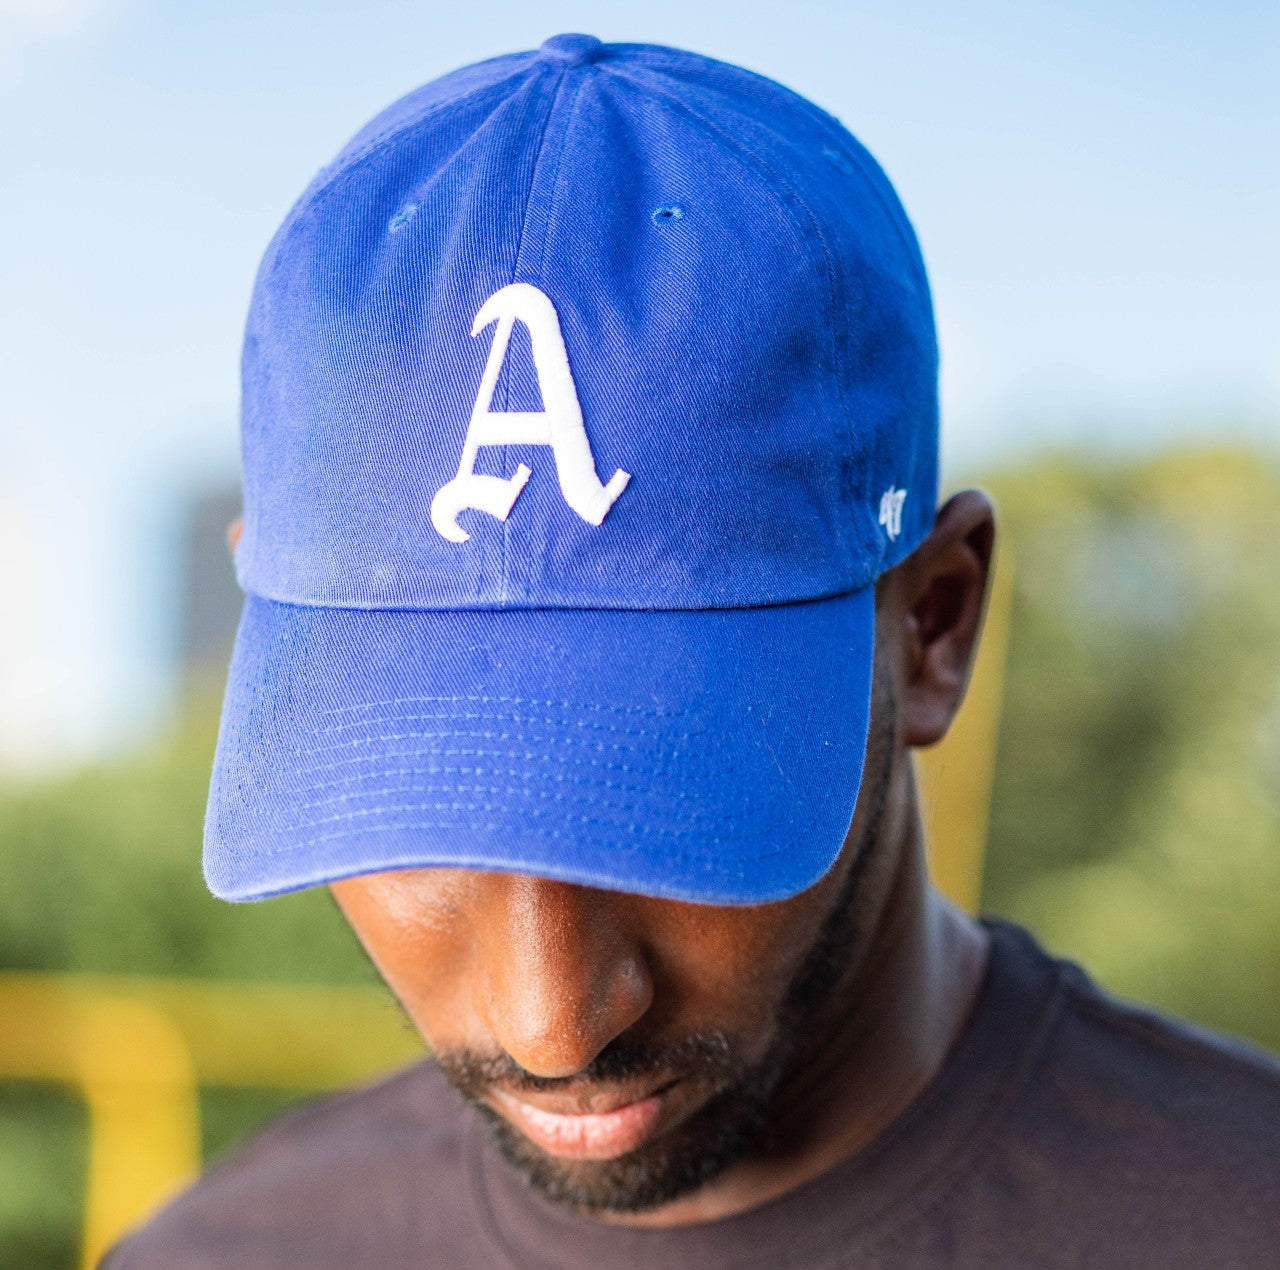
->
xmin=1049 ymin=942 xmax=1280 ymax=1149
xmin=988 ymin=923 xmax=1280 ymax=1255
xmin=102 ymin=1060 xmax=476 ymax=1269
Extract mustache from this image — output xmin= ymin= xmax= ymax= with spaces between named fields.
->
xmin=436 ymin=1030 xmax=740 ymax=1097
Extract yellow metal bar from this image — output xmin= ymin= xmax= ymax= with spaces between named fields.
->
xmin=76 ymin=998 xmax=201 ymax=1270
xmin=917 ymin=544 xmax=1014 ymax=912
xmin=0 ymin=974 xmax=421 ymax=1265
xmin=0 ymin=973 xmax=422 ymax=1090
xmin=0 ymin=980 xmax=201 ymax=1268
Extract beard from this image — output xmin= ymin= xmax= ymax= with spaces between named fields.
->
xmin=437 ymin=674 xmax=897 ymax=1215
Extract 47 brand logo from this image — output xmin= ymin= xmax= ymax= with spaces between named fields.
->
xmin=430 ymin=283 xmax=631 ymax=544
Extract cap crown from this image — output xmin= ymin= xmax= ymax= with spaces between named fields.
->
xmin=237 ymin=37 xmax=938 ymax=610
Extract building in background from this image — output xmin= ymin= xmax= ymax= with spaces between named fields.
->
xmin=179 ymin=489 xmax=243 ymax=687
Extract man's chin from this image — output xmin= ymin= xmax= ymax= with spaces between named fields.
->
xmin=472 ymin=1081 xmax=772 ymax=1215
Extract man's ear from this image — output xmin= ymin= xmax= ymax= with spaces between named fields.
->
xmin=886 ymin=490 xmax=996 ymax=749
xmin=227 ymin=516 xmax=243 ymax=555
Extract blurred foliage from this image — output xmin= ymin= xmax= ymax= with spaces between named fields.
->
xmin=0 ymin=1088 xmax=84 ymax=1270
xmin=0 ymin=684 xmax=375 ymax=985
xmin=0 ymin=689 xmax=377 ymax=1267
xmin=1 ymin=443 xmax=1278 ymax=1267
xmin=981 ymin=445 xmax=1280 ymax=1049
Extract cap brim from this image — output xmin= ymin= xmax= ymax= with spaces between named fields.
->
xmin=204 ymin=589 xmax=874 ymax=905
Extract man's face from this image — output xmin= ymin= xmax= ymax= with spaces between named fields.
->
xmin=331 ymin=664 xmax=897 ymax=1214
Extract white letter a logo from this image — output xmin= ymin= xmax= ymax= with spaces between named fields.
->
xmin=430 ymin=283 xmax=631 ymax=543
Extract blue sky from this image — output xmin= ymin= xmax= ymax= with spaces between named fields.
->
xmin=1 ymin=0 xmax=1277 ymax=766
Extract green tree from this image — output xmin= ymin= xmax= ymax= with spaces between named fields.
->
xmin=982 ymin=447 xmax=1280 ymax=1052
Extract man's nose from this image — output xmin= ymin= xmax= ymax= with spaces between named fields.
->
xmin=472 ymin=875 xmax=654 ymax=1079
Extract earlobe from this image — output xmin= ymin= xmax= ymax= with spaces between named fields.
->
xmin=899 ymin=491 xmax=996 ymax=749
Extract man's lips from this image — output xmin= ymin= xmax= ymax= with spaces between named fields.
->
xmin=491 ymin=1080 xmax=682 ymax=1160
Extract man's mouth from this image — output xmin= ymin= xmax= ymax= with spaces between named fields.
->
xmin=490 ymin=1078 xmax=685 ymax=1160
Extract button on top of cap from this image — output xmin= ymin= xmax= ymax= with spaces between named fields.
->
xmin=539 ymin=33 xmax=605 ymax=67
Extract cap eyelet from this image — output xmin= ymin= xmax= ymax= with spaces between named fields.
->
xmin=388 ymin=203 xmax=418 ymax=232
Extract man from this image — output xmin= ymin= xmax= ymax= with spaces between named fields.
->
xmin=111 ymin=34 xmax=1279 ymax=1267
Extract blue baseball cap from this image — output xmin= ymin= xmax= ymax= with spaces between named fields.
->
xmin=205 ymin=34 xmax=938 ymax=904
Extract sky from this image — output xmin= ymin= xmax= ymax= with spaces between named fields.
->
xmin=1 ymin=0 xmax=1277 ymax=768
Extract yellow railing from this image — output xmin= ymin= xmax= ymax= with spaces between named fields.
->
xmin=918 ymin=541 xmax=1014 ymax=912
xmin=1 ymin=550 xmax=1012 ymax=1267
xmin=0 ymin=975 xmax=421 ymax=1266
xmin=0 ymin=987 xmax=200 ymax=1268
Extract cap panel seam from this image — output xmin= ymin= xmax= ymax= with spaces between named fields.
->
xmin=268 ymin=65 xmax=536 ymax=256
xmin=332 ymin=56 xmax=538 ymax=173
xmin=251 ymin=62 xmax=540 ymax=371
xmin=509 ymin=71 xmax=587 ymax=290
xmin=604 ymin=64 xmax=857 ymax=562
xmin=794 ymin=124 xmax=936 ymax=564
xmin=514 ymin=76 xmax=588 ymax=607
xmin=258 ymin=70 xmax=546 ymax=343
xmin=530 ymin=77 xmax=588 ymax=284
xmin=611 ymin=56 xmax=938 ymax=574
xmin=255 ymin=71 xmax=531 ymax=355
xmin=603 ymin=45 xmax=929 ymax=274
xmin=498 ymin=68 xmax=587 ymax=604
xmin=246 ymin=68 xmax=549 ymax=602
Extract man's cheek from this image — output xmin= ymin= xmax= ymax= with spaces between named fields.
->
xmin=356 ymin=931 xmax=478 ymax=1050
xmin=661 ymin=959 xmax=794 ymax=1059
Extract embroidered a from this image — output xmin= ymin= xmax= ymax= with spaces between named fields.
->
xmin=431 ymin=283 xmax=631 ymax=543
xmin=879 ymin=486 xmax=907 ymax=540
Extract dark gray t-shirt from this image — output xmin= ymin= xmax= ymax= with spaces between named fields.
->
xmin=106 ymin=923 xmax=1280 ymax=1268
